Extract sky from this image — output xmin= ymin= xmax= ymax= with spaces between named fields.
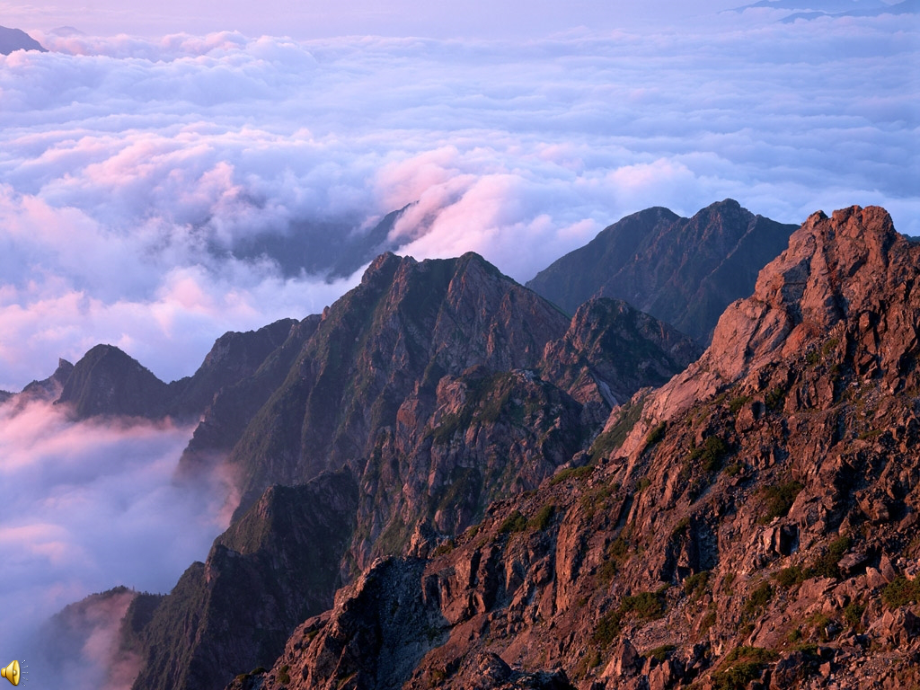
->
xmin=3 ymin=0 xmax=752 ymax=39
xmin=0 ymin=2 xmax=917 ymax=686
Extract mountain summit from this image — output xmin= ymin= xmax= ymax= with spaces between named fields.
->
xmin=0 ymin=26 xmax=46 ymax=55
xmin=527 ymin=200 xmax=797 ymax=344
xmin=108 ymin=249 xmax=698 ymax=690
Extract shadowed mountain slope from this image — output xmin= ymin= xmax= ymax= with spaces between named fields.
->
xmin=526 ymin=199 xmax=797 ymax=344
xmin=48 ymin=319 xmax=298 ymax=422
xmin=128 ymin=471 xmax=359 ymax=690
xmin=221 ymin=251 xmax=574 ymax=516
xmin=0 ymin=26 xmax=46 ymax=54
xmin=57 ymin=345 xmax=171 ymax=419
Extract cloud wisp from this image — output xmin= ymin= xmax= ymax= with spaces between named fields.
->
xmin=0 ymin=14 xmax=915 ymax=391
xmin=0 ymin=398 xmax=234 ymax=687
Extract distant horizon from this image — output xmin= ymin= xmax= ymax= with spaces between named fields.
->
xmin=3 ymin=0 xmax=745 ymax=40
xmin=6 ymin=0 xmax=911 ymax=40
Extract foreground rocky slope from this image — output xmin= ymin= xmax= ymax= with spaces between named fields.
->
xmin=527 ymin=199 xmax=797 ymax=344
xmin=247 ymin=206 xmax=920 ymax=690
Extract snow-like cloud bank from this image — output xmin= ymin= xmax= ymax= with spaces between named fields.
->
xmin=0 ymin=14 xmax=916 ymax=390
xmin=0 ymin=398 xmax=233 ymax=688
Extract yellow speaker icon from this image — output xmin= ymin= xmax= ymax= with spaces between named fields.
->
xmin=1 ymin=660 xmax=19 ymax=686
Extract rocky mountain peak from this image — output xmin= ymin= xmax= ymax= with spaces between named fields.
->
xmin=12 ymin=357 xmax=75 ymax=406
xmin=615 ymin=204 xmax=917 ymax=462
xmin=710 ymin=205 xmax=906 ymax=380
xmin=359 ymin=250 xmax=404 ymax=287
xmin=526 ymin=200 xmax=798 ymax=344
xmin=226 ymin=250 xmax=572 ymax=515
xmin=539 ymin=297 xmax=701 ymax=410
xmin=56 ymin=344 xmax=170 ymax=419
xmin=750 ymin=206 xmax=898 ymax=326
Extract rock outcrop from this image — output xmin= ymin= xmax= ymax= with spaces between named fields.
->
xmin=527 ymin=199 xmax=797 ymax=344
xmin=539 ymin=298 xmax=702 ymax=410
xmin=127 ymin=471 xmax=359 ymax=690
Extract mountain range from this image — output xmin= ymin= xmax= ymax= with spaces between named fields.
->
xmin=15 ymin=200 xmax=920 ymax=690
xmin=734 ymin=0 xmax=919 ymax=21
xmin=526 ymin=200 xmax=797 ymax=345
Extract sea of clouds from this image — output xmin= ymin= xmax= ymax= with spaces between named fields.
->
xmin=0 ymin=13 xmax=916 ymax=392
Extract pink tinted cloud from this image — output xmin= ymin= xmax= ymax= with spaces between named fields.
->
xmin=0 ymin=398 xmax=235 ymax=683
xmin=0 ymin=18 xmax=915 ymax=390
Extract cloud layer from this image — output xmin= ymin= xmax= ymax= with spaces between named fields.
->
xmin=0 ymin=398 xmax=232 ymax=685
xmin=0 ymin=14 xmax=916 ymax=393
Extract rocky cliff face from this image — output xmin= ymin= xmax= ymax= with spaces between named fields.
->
xmin=527 ymin=200 xmax=797 ymax=345
xmin=127 ymin=471 xmax=359 ymax=690
xmin=247 ymin=206 xmax=920 ymax=690
xmin=13 ymin=358 xmax=74 ymax=406
xmin=175 ymin=315 xmax=321 ymax=477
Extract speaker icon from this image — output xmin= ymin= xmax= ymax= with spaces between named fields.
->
xmin=1 ymin=660 xmax=20 ymax=686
